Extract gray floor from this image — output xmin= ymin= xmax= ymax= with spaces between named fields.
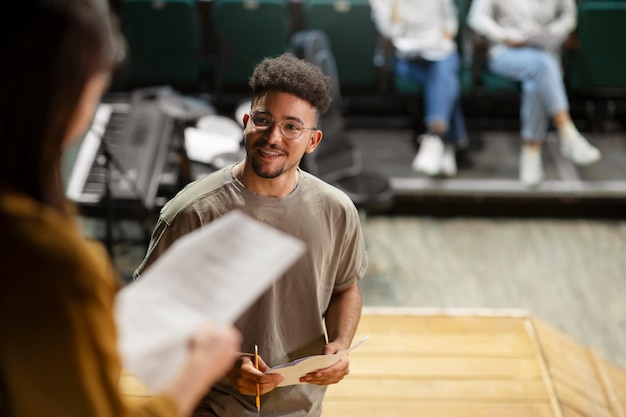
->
xmin=359 ymin=215 xmax=626 ymax=370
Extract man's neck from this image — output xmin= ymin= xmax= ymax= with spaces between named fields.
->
xmin=234 ymin=162 xmax=299 ymax=198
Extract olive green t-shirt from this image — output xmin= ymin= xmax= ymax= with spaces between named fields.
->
xmin=134 ymin=165 xmax=368 ymax=417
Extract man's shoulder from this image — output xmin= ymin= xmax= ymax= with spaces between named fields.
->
xmin=159 ymin=166 xmax=233 ymax=222
xmin=300 ymin=171 xmax=358 ymax=211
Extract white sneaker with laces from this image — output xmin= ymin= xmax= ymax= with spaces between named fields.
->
xmin=561 ymin=134 xmax=601 ymax=166
xmin=519 ymin=145 xmax=544 ymax=187
xmin=440 ymin=145 xmax=457 ymax=177
xmin=412 ymin=134 xmax=444 ymax=176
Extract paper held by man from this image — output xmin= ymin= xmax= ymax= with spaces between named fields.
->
xmin=114 ymin=210 xmax=307 ymax=392
xmin=267 ymin=335 xmax=370 ymax=387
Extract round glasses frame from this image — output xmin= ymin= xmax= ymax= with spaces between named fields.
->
xmin=249 ymin=110 xmax=317 ymax=140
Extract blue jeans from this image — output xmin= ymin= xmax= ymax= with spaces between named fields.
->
xmin=489 ymin=47 xmax=569 ymax=142
xmin=395 ymin=52 xmax=468 ymax=148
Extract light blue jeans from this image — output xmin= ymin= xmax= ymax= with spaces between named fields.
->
xmin=395 ymin=52 xmax=468 ymax=148
xmin=489 ymin=47 xmax=570 ymax=142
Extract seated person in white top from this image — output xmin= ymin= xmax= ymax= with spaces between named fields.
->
xmin=371 ymin=0 xmax=468 ymax=177
xmin=468 ymin=0 xmax=601 ymax=186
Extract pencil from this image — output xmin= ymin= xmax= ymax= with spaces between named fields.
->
xmin=254 ymin=344 xmax=260 ymax=415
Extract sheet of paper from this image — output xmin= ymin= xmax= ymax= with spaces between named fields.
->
xmin=266 ymin=335 xmax=370 ymax=387
xmin=114 ymin=210 xmax=306 ymax=391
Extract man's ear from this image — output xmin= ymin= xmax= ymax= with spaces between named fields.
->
xmin=305 ymin=130 xmax=323 ymax=154
xmin=242 ymin=112 xmax=250 ymax=128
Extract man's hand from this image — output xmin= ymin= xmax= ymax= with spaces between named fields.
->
xmin=299 ymin=341 xmax=351 ymax=386
xmin=226 ymin=354 xmax=284 ymax=395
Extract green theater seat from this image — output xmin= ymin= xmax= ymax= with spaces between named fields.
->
xmin=479 ymin=69 xmax=521 ymax=95
xmin=212 ymin=0 xmax=290 ymax=93
xmin=121 ymin=0 xmax=199 ymax=90
xmin=303 ymin=0 xmax=380 ymax=93
xmin=566 ymin=1 xmax=626 ymax=95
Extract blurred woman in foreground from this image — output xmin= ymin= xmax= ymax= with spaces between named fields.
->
xmin=0 ymin=1 xmax=240 ymax=416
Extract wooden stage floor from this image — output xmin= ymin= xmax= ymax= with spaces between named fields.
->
xmin=322 ymin=308 xmax=626 ymax=417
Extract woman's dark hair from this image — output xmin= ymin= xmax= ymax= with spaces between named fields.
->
xmin=0 ymin=0 xmax=121 ymax=214
xmin=249 ymin=53 xmax=332 ymax=117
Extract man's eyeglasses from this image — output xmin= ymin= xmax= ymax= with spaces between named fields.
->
xmin=249 ymin=110 xmax=317 ymax=140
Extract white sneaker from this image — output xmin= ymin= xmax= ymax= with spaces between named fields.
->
xmin=412 ymin=134 xmax=444 ymax=176
xmin=440 ymin=145 xmax=457 ymax=177
xmin=561 ymin=134 xmax=601 ymax=166
xmin=519 ymin=145 xmax=544 ymax=187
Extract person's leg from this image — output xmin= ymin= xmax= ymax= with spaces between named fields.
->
xmin=423 ymin=53 xmax=462 ymax=142
xmin=489 ymin=47 xmax=555 ymax=142
xmin=395 ymin=57 xmax=428 ymax=84
xmin=395 ymin=58 xmax=447 ymax=175
xmin=555 ymin=110 xmax=600 ymax=165
xmin=437 ymin=97 xmax=468 ymax=177
xmin=489 ymin=48 xmax=559 ymax=186
xmin=426 ymin=53 xmax=468 ymax=176
xmin=423 ymin=53 xmax=466 ymax=176
xmin=489 ymin=48 xmax=599 ymax=176
xmin=396 ymin=56 xmax=457 ymax=137
xmin=521 ymin=51 xmax=596 ymax=159
xmin=445 ymin=96 xmax=468 ymax=148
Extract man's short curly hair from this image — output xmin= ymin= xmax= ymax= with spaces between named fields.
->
xmin=249 ymin=53 xmax=332 ymax=115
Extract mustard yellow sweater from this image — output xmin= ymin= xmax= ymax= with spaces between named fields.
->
xmin=0 ymin=190 xmax=177 ymax=417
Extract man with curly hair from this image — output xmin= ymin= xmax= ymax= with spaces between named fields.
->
xmin=134 ymin=53 xmax=368 ymax=417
